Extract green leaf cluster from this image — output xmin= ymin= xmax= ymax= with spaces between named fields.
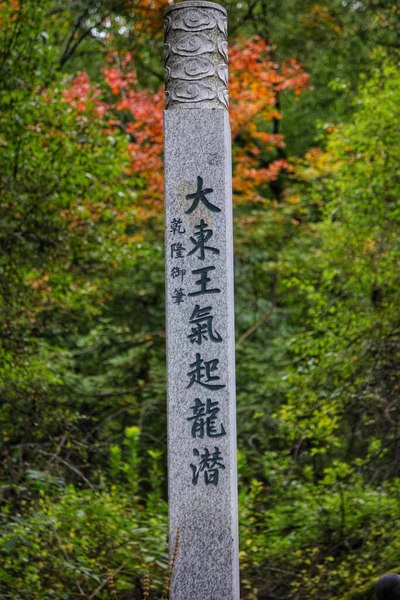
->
xmin=1 ymin=1 xmax=400 ymax=599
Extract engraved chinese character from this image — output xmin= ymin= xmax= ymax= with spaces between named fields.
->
xmin=171 ymin=242 xmax=186 ymax=259
xmin=187 ymin=398 xmax=226 ymax=439
xmin=190 ymin=447 xmax=225 ymax=486
xmin=187 ymin=352 xmax=225 ymax=390
xmin=172 ymin=288 xmax=186 ymax=305
xmin=171 ymin=266 xmax=186 ymax=282
xmin=185 ymin=176 xmax=220 ymax=214
xmin=188 ymin=266 xmax=220 ymax=297
xmin=170 ymin=218 xmax=186 ymax=235
xmin=187 ymin=219 xmax=219 ymax=261
xmin=188 ymin=304 xmax=222 ymax=345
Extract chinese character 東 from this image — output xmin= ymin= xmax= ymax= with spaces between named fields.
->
xmin=187 ymin=219 xmax=220 ymax=261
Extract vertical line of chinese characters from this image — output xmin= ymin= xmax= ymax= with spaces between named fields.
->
xmin=164 ymin=2 xmax=240 ymax=599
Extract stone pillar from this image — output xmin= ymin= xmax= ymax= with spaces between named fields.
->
xmin=164 ymin=3 xmax=239 ymax=600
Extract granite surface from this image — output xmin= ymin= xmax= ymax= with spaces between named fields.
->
xmin=165 ymin=106 xmax=239 ymax=600
xmin=165 ymin=5 xmax=239 ymax=597
xmin=165 ymin=109 xmax=239 ymax=600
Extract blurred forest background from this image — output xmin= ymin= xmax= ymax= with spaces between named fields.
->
xmin=0 ymin=0 xmax=399 ymax=598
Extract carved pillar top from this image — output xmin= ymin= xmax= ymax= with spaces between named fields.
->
xmin=164 ymin=1 xmax=228 ymax=110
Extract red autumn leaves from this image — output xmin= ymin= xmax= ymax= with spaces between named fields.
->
xmin=64 ymin=37 xmax=310 ymax=220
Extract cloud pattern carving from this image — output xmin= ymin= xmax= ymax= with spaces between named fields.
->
xmin=164 ymin=3 xmax=228 ymax=110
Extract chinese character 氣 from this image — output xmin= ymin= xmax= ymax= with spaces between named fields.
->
xmin=187 ymin=219 xmax=220 ymax=261
xmin=188 ymin=266 xmax=220 ymax=297
xmin=188 ymin=304 xmax=222 ymax=345
xmin=187 ymin=398 xmax=226 ymax=439
xmin=185 ymin=176 xmax=220 ymax=214
xmin=171 ymin=242 xmax=186 ymax=259
xmin=170 ymin=218 xmax=186 ymax=235
xmin=190 ymin=446 xmax=225 ymax=486
xmin=172 ymin=288 xmax=186 ymax=305
xmin=171 ymin=266 xmax=186 ymax=282
xmin=187 ymin=352 xmax=225 ymax=390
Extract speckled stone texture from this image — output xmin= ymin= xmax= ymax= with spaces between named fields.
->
xmin=164 ymin=4 xmax=239 ymax=599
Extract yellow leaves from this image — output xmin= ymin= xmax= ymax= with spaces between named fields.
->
xmin=125 ymin=425 xmax=141 ymax=439
xmin=127 ymin=0 xmax=169 ymax=38
xmin=291 ymin=146 xmax=342 ymax=186
xmin=361 ymin=238 xmax=377 ymax=254
xmin=25 ymin=271 xmax=52 ymax=293
xmin=0 ymin=0 xmax=19 ymax=23
xmin=301 ymin=4 xmax=343 ymax=36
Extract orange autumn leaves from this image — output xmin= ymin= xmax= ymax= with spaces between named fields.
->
xmin=230 ymin=38 xmax=310 ymax=202
xmin=64 ymin=37 xmax=310 ymax=220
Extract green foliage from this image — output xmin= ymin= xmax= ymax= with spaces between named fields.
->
xmin=1 ymin=1 xmax=400 ymax=599
xmin=234 ymin=63 xmax=400 ymax=599
xmin=0 ymin=485 xmax=168 ymax=599
xmin=279 ymin=64 xmax=400 ymax=463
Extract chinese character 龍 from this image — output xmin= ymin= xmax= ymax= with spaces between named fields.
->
xmin=187 ymin=398 xmax=226 ymax=439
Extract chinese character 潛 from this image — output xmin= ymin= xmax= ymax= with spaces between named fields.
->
xmin=190 ymin=446 xmax=226 ymax=486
